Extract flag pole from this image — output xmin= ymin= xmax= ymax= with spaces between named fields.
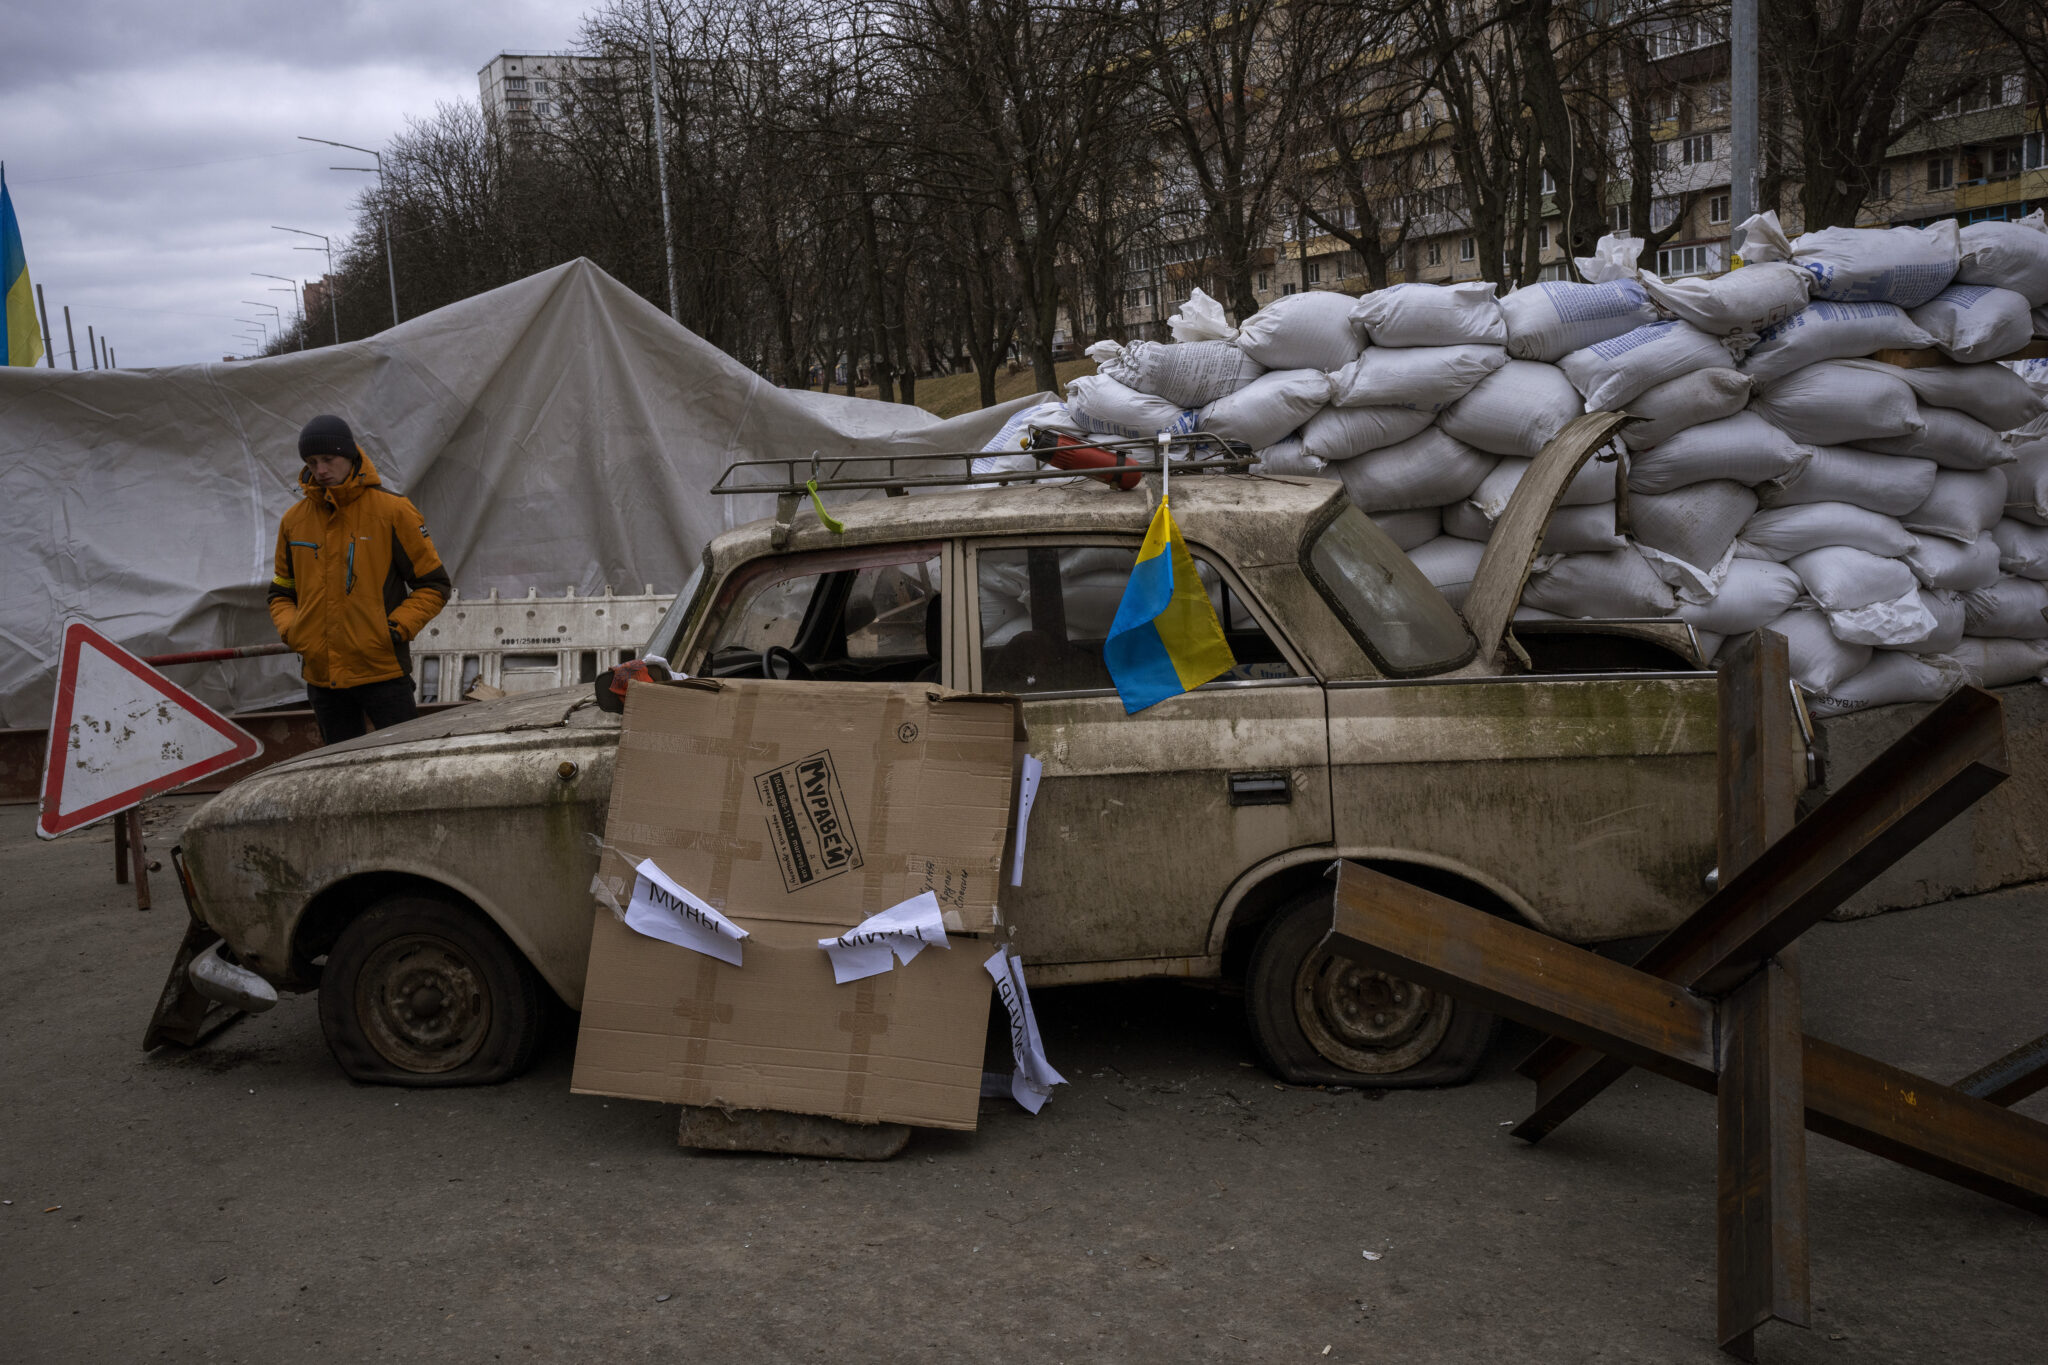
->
xmin=1157 ymin=431 xmax=1170 ymax=504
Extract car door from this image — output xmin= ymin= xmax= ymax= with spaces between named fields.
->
xmin=966 ymin=534 xmax=1331 ymax=969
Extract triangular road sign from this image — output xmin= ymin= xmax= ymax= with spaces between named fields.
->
xmin=37 ymin=622 xmax=263 ymax=839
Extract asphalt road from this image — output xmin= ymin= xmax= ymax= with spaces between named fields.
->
xmin=3 ymin=794 xmax=2044 ymax=1364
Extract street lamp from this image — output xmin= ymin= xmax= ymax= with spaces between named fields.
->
xmin=273 ymin=226 xmax=339 ymax=345
xmin=253 ymin=273 xmax=305 ymax=349
xmin=239 ymin=318 xmax=271 ymax=351
xmin=242 ymin=301 xmax=283 ymax=333
xmin=300 ymin=135 xmax=399 ymax=329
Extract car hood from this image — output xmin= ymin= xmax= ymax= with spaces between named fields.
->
xmin=266 ymin=687 xmax=619 ymax=772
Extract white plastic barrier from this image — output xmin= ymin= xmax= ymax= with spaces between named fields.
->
xmin=409 ymin=586 xmax=677 ymax=703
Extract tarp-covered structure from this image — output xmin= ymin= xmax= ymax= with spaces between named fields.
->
xmin=0 ymin=259 xmax=1035 ymax=728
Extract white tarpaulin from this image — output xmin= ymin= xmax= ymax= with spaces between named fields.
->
xmin=0 ymin=259 xmax=1037 ymax=728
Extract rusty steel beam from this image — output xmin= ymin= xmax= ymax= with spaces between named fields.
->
xmin=1327 ymin=861 xmax=1717 ymax=1088
xmin=1954 ymin=1032 xmax=2048 ymax=1108
xmin=1515 ymin=687 xmax=2007 ymax=1142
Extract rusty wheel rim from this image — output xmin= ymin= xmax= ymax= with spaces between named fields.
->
xmin=355 ymin=933 xmax=491 ymax=1073
xmin=1294 ymin=946 xmax=1453 ymax=1075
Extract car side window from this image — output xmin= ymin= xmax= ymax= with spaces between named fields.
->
xmin=698 ymin=549 xmax=945 ymax=682
xmin=978 ymin=544 xmax=1292 ymax=695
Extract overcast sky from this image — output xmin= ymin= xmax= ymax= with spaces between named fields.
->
xmin=3 ymin=2 xmax=584 ymax=369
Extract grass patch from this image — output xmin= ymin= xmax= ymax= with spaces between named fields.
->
xmin=794 ymin=359 xmax=1099 ymax=419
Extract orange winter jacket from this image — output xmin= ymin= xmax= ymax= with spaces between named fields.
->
xmin=267 ymin=450 xmax=450 ymax=689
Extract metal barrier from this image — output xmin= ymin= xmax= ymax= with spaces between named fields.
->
xmin=408 ymin=585 xmax=675 ymax=702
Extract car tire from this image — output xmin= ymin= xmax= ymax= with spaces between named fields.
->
xmin=318 ymin=894 xmax=543 ymax=1087
xmin=1246 ymin=883 xmax=1496 ymax=1088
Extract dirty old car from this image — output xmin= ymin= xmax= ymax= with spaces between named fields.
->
xmin=179 ymin=415 xmax=1731 ymax=1089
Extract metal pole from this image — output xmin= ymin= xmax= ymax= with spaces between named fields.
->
xmin=87 ymin=324 xmax=99 ymax=370
xmin=109 ymin=345 xmax=116 ymax=369
xmin=643 ymin=0 xmax=682 ymax=323
xmin=62 ymin=305 xmax=77 ymax=369
xmin=36 ymin=284 xmax=54 ymax=368
xmin=1729 ymin=0 xmax=1759 ymax=260
xmin=379 ymin=160 xmax=399 ymax=329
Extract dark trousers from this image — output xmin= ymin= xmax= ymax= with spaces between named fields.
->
xmin=307 ymin=678 xmax=419 ymax=745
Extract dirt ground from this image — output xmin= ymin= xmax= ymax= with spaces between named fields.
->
xmin=2 ymin=795 xmax=2044 ymax=1364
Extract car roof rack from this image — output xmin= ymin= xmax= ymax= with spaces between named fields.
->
xmin=710 ymin=428 xmax=1259 ymax=546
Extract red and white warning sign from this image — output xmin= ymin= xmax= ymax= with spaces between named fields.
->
xmin=37 ymin=622 xmax=262 ymax=839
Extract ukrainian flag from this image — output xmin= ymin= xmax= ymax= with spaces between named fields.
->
xmin=2 ymin=167 xmax=43 ymax=368
xmin=1104 ymin=498 xmax=1235 ymax=714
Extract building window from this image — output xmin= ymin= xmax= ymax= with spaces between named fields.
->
xmin=1708 ymin=194 xmax=1729 ymax=224
xmin=1703 ymin=82 xmax=1729 ymax=116
xmin=532 ymin=80 xmax=549 ymax=95
xmin=1458 ymin=237 xmax=1475 ymax=263
xmin=1176 ymin=281 xmax=1192 ymax=302
xmin=1537 ymin=224 xmax=1551 ymax=251
xmin=505 ymin=77 xmax=527 ymax=92
xmin=2028 ymin=132 xmax=2047 ymax=170
xmin=1540 ymin=169 xmax=1556 ymax=195
xmin=1281 ymin=282 xmax=1299 ymax=295
xmin=1256 ymin=271 xmax=1269 ymax=293
xmin=1426 ymin=241 xmax=1443 ymax=267
xmin=1876 ymin=168 xmax=1893 ymax=199
xmin=1927 ymin=156 xmax=1955 ymax=191
xmin=1990 ymin=143 xmax=2026 ymax=179
xmin=1681 ymin=134 xmax=1714 ymax=165
xmin=1658 ymin=244 xmax=1721 ymax=278
xmin=1611 ymin=203 xmax=1632 ymax=233
xmin=1651 ymin=196 xmax=1680 ymax=231
xmin=1305 ymin=261 xmax=1322 ymax=284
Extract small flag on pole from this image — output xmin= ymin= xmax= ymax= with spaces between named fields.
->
xmin=2 ymin=166 xmax=44 ymax=368
xmin=1104 ymin=497 xmax=1235 ymax=714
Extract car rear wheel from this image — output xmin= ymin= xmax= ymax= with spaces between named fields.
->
xmin=1246 ymin=884 xmax=1495 ymax=1088
xmin=318 ymin=894 xmax=543 ymax=1087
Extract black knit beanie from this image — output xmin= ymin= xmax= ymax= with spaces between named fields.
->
xmin=298 ymin=414 xmax=359 ymax=465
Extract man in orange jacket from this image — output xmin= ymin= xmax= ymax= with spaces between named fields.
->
xmin=268 ymin=415 xmax=451 ymax=744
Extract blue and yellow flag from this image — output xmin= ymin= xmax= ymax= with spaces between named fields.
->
xmin=2 ymin=167 xmax=44 ymax=368
xmin=1104 ymin=498 xmax=1235 ymax=714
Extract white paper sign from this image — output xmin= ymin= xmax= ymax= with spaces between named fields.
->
xmin=984 ymin=945 xmax=1065 ymax=1113
xmin=622 ymin=858 xmax=749 ymax=965
xmin=817 ymin=891 xmax=949 ymax=984
xmin=1009 ymin=753 xmax=1044 ymax=888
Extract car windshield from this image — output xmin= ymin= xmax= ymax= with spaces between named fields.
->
xmin=645 ymin=557 xmax=708 ymax=662
xmin=1304 ymin=506 xmax=1474 ymax=676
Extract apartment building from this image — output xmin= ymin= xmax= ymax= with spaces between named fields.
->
xmin=478 ymin=52 xmax=614 ymax=136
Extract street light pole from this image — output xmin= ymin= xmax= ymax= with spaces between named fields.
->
xmin=1729 ymin=0 xmax=1759 ymax=259
xmin=254 ymin=273 xmax=304 ymax=349
xmin=642 ymin=0 xmax=682 ymax=323
xmin=273 ymin=226 xmax=339 ymax=345
xmin=300 ymin=136 xmax=399 ymax=329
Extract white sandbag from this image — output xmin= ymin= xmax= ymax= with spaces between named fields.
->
xmin=1639 ymin=261 xmax=1812 ymax=338
xmin=1329 ymin=426 xmax=1499 ymax=512
xmin=1840 ymin=358 xmax=2045 ymax=433
xmin=1625 ymin=412 xmax=1807 ymax=494
xmin=1467 ymin=450 xmax=1618 ymax=520
xmin=1859 ymin=404 xmax=2012 ymax=471
xmin=1437 ymin=360 xmax=1585 ymax=457
xmin=1166 ymin=287 xmax=1238 ymax=343
xmin=1903 ymin=468 xmax=2009 ymax=542
xmin=1574 ymin=233 xmax=1643 ymax=284
xmin=1441 ymin=498 xmax=1495 ymax=542
xmin=1757 ymin=445 xmax=1937 ymax=517
xmin=1788 ymin=221 xmax=1961 ymax=307
xmin=1956 ymin=211 xmax=2048 ymax=306
xmin=1254 ymin=435 xmax=1324 ymax=477
xmin=1541 ymin=503 xmax=1628 ymax=554
xmin=1741 ymin=302 xmax=1935 ymax=387
xmin=1087 ymin=339 xmax=1264 ymax=408
xmin=1327 ymin=344 xmax=1508 ymax=411
xmin=1348 ymin=282 xmax=1507 ymax=348
xmin=1559 ymin=320 xmax=1735 ymax=413
xmin=1877 ymin=589 xmax=1967 ymax=654
xmin=1825 ymin=584 xmax=1940 ymax=648
xmin=1806 ymin=651 xmax=1968 ymax=717
xmin=1630 ymin=480 xmax=1757 ymax=575
xmin=1408 ymin=535 xmax=1488 ymax=609
xmin=1061 ymin=374 xmax=1198 ymax=439
xmin=2004 ymin=437 xmax=2048 ymax=525
xmin=1952 ymin=636 xmax=2048 ymax=687
xmin=1760 ymin=607 xmax=1874 ymax=693
xmin=1619 ymin=368 xmax=1754 ymax=450
xmin=1903 ymin=532 xmax=2002 ymax=591
xmin=1234 ymin=291 xmax=1363 ymax=372
xmin=1961 ymin=577 xmax=2048 ymax=638
xmin=1737 ymin=502 xmax=1915 ymax=561
xmin=1197 ymin=369 xmax=1334 ymax=449
xmin=1369 ymin=507 xmax=1441 ymax=552
xmin=1300 ymin=404 xmax=1434 ymax=464
xmin=976 ymin=399 xmax=1081 ymax=454
xmin=1786 ymin=545 xmax=1914 ymax=611
xmin=1673 ymin=559 xmax=1804 ymax=634
xmin=1992 ymin=519 xmax=2048 ymax=579
xmin=1749 ymin=361 xmax=1923 ymax=446
xmin=1909 ymin=284 xmax=2036 ymax=364
xmin=1499 ymin=279 xmax=1660 ymax=363
xmin=1521 ymin=548 xmax=1677 ymax=618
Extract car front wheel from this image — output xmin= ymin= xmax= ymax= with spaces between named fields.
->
xmin=318 ymin=894 xmax=543 ymax=1087
xmin=1246 ymin=883 xmax=1495 ymax=1088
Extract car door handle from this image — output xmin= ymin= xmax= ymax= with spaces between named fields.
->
xmin=1228 ymin=771 xmax=1291 ymax=806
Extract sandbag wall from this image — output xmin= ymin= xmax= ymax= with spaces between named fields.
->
xmin=991 ymin=211 xmax=2048 ymax=717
